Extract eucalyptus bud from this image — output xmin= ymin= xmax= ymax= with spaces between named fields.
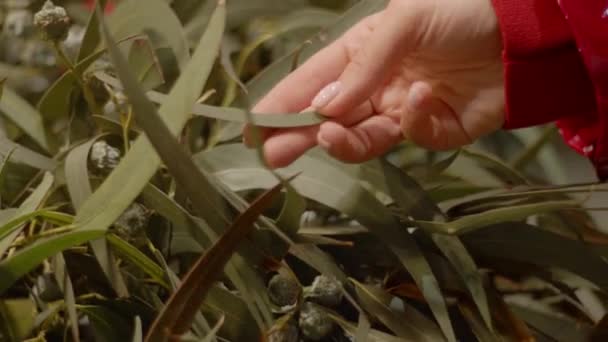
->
xmin=33 ymin=1 xmax=71 ymax=42
xmin=268 ymin=273 xmax=300 ymax=308
xmin=306 ymin=275 xmax=343 ymax=308
xmin=90 ymin=140 xmax=121 ymax=173
xmin=115 ymin=203 xmax=150 ymax=237
xmin=298 ymin=302 xmax=334 ymax=341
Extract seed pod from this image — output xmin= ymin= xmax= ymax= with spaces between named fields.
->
xmin=298 ymin=302 xmax=334 ymax=341
xmin=306 ymin=275 xmax=343 ymax=308
xmin=267 ymin=273 xmax=301 ymax=308
xmin=115 ymin=202 xmax=150 ymax=237
xmin=33 ymin=1 xmax=71 ymax=42
xmin=89 ymin=140 xmax=121 ymax=173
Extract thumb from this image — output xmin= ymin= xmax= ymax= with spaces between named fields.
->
xmin=315 ymin=4 xmax=427 ymax=117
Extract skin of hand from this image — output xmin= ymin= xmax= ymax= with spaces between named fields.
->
xmin=244 ymin=0 xmax=505 ymax=169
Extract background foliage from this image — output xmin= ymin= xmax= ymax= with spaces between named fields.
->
xmin=1 ymin=0 xmax=608 ymax=341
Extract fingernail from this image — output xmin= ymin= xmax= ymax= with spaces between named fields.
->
xmin=408 ymin=87 xmax=424 ymax=111
xmin=312 ymin=81 xmax=341 ymax=109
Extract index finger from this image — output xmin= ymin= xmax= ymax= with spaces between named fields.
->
xmin=244 ymin=14 xmax=379 ymax=146
xmin=252 ymin=35 xmax=350 ymax=114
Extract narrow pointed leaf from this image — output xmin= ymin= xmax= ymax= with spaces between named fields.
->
xmin=94 ymin=73 xmax=326 ymax=128
xmin=107 ymin=0 xmax=190 ymax=69
xmin=146 ymin=180 xmax=285 ymax=341
xmin=65 ymin=137 xmax=129 ymax=297
xmin=106 ymin=233 xmax=169 ymax=289
xmin=77 ymin=0 xmax=109 ymax=61
xmin=0 ymin=86 xmax=51 ymax=152
xmin=351 ymin=279 xmax=442 ymax=341
xmin=53 ymin=253 xmax=80 ymax=342
xmin=0 ymin=136 xmax=56 ymax=171
xmin=195 ymin=144 xmax=456 ymax=341
xmin=463 ymin=222 xmax=608 ymax=289
xmin=98 ymin=3 xmax=228 ymax=230
xmin=0 ymin=172 xmax=53 ymax=259
xmin=415 ymin=201 xmax=577 ymax=235
xmin=461 ymin=149 xmax=528 ymax=186
xmin=100 ymin=3 xmax=278 ymax=330
xmin=74 ymin=0 xmax=224 ymax=233
xmin=0 ymin=229 xmax=105 ymax=293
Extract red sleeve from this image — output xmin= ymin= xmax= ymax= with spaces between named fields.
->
xmin=85 ymin=0 xmax=115 ymax=12
xmin=491 ymin=0 xmax=597 ymax=129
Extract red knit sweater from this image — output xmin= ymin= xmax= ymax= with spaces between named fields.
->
xmin=492 ymin=0 xmax=608 ymax=179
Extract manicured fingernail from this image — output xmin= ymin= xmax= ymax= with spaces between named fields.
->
xmin=312 ymin=81 xmax=341 ymax=109
xmin=408 ymin=87 xmax=424 ymax=111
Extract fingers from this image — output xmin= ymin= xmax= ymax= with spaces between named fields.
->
xmin=262 ymin=101 xmax=375 ymax=168
xmin=263 ymin=125 xmax=320 ymax=168
xmin=243 ymin=105 xmax=314 ymax=148
xmin=244 ymin=7 xmax=413 ymax=146
xmin=251 ymin=41 xmax=349 ymax=114
xmin=243 ymin=21 xmax=355 ymax=147
xmin=317 ymin=115 xmax=403 ymax=163
xmin=319 ymin=6 xmax=425 ymax=118
xmin=400 ymin=81 xmax=472 ymax=150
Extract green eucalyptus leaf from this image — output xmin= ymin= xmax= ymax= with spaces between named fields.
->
xmin=106 ymin=233 xmax=169 ymax=289
xmin=37 ymin=47 xmax=107 ymax=122
xmin=64 ymin=136 xmax=129 ymax=297
xmin=52 ymin=253 xmax=80 ymax=342
xmin=351 ymin=279 xmax=443 ymax=341
xmin=106 ymin=0 xmax=190 ymax=70
xmin=0 ymin=172 xmax=54 ymax=260
xmin=78 ymin=0 xmax=109 ymax=61
xmin=0 ymin=86 xmax=52 ymax=152
xmin=463 ymin=222 xmax=608 ymax=289
xmin=194 ymin=144 xmax=456 ymax=341
xmin=415 ymin=201 xmax=577 ymax=235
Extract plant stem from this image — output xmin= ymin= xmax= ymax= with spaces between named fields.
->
xmin=511 ymin=126 xmax=558 ymax=170
xmin=120 ymin=106 xmax=133 ymax=151
xmin=53 ymin=42 xmax=100 ymax=115
xmin=11 ymin=225 xmax=76 ymax=248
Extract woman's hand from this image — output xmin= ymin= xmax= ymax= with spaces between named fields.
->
xmin=244 ymin=0 xmax=505 ymax=168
